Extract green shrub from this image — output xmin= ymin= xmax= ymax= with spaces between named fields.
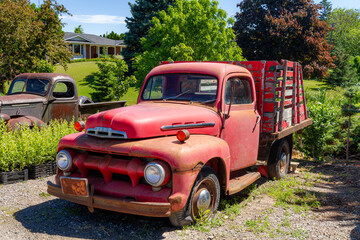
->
xmin=296 ymin=88 xmax=360 ymax=160
xmin=36 ymin=60 xmax=54 ymax=73
xmin=0 ymin=120 xmax=77 ymax=172
xmin=70 ymin=58 xmax=120 ymax=63
xmin=295 ymin=89 xmax=342 ymax=160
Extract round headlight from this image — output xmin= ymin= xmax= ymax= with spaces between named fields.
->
xmin=144 ymin=162 xmax=165 ymax=187
xmin=56 ymin=150 xmax=72 ymax=171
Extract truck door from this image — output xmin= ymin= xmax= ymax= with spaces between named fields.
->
xmin=46 ymin=80 xmax=78 ymax=122
xmin=222 ymin=75 xmax=260 ymax=171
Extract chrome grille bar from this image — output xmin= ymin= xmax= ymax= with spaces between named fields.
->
xmin=86 ymin=127 xmax=127 ymax=139
xmin=161 ymin=122 xmax=215 ymax=131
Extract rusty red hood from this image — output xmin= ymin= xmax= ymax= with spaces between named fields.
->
xmin=0 ymin=94 xmax=46 ymax=106
xmin=85 ymin=103 xmax=221 ymax=139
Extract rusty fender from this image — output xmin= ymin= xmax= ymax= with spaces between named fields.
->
xmin=7 ymin=116 xmax=45 ymax=130
xmin=58 ymin=133 xmax=231 ymax=212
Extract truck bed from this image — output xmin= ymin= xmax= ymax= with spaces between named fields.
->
xmin=237 ymin=60 xmax=311 ymax=137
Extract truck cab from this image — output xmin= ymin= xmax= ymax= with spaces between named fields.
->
xmin=0 ymin=73 xmax=126 ymax=129
xmin=48 ymin=61 xmax=312 ymax=226
xmin=0 ymin=73 xmax=78 ymax=128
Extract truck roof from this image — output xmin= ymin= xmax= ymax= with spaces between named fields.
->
xmin=14 ymin=73 xmax=75 ymax=84
xmin=146 ymin=62 xmax=251 ymax=80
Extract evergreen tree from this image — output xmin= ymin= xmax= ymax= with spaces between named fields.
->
xmin=327 ymin=48 xmax=357 ymax=86
xmin=319 ymin=0 xmax=332 ymax=21
xmin=234 ymin=0 xmax=334 ymax=78
xmin=89 ymin=60 xmax=135 ymax=102
xmin=122 ymin=0 xmax=175 ymax=74
xmin=341 ymin=87 xmax=360 ymax=161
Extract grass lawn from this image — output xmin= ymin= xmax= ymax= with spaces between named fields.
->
xmin=55 ymin=62 xmax=139 ymax=106
xmin=55 ymin=62 xmax=98 ymax=97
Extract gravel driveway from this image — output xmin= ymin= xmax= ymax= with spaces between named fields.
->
xmin=0 ymin=156 xmax=359 ymax=240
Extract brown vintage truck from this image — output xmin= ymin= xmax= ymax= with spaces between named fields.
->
xmin=0 ymin=73 xmax=126 ymax=129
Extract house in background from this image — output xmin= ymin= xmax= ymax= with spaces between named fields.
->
xmin=64 ymin=32 xmax=126 ymax=59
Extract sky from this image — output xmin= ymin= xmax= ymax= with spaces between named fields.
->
xmin=31 ymin=0 xmax=360 ymax=36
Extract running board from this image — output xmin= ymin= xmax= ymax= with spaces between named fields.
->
xmin=228 ymin=172 xmax=261 ymax=195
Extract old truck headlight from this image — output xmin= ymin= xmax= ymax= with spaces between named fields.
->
xmin=56 ymin=150 xmax=72 ymax=171
xmin=144 ymin=161 xmax=170 ymax=187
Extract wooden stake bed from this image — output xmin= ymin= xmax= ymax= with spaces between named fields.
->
xmin=238 ymin=60 xmax=310 ymax=135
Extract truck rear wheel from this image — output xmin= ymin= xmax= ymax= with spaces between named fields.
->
xmin=267 ymin=138 xmax=291 ymax=180
xmin=169 ymin=166 xmax=220 ymax=227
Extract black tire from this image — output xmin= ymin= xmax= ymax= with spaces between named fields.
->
xmin=169 ymin=166 xmax=220 ymax=227
xmin=78 ymin=96 xmax=93 ymax=105
xmin=267 ymin=138 xmax=291 ymax=180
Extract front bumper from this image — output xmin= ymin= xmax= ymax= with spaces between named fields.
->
xmin=47 ymin=181 xmax=171 ymax=217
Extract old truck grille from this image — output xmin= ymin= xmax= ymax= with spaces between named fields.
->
xmin=86 ymin=127 xmax=127 ymax=139
xmin=73 ymin=152 xmax=145 ymax=186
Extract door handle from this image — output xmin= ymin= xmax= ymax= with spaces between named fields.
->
xmin=256 ymin=115 xmax=261 ymax=125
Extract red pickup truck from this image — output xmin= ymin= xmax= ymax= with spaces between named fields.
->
xmin=47 ymin=61 xmax=312 ymax=226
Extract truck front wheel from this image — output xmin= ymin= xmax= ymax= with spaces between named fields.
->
xmin=267 ymin=138 xmax=291 ymax=180
xmin=169 ymin=166 xmax=220 ymax=227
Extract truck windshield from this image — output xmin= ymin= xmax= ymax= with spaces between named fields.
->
xmin=142 ymin=74 xmax=218 ymax=103
xmin=8 ymin=78 xmax=50 ymax=96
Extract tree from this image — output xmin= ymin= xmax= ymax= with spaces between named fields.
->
xmin=122 ymin=0 xmax=175 ymax=74
xmin=134 ymin=0 xmax=244 ymax=85
xmin=89 ymin=60 xmax=135 ymax=102
xmin=234 ymin=0 xmax=334 ymax=78
xmin=319 ymin=0 xmax=332 ymax=21
xmin=341 ymin=87 xmax=360 ymax=161
xmin=0 ymin=0 xmax=72 ymax=93
xmin=327 ymin=8 xmax=360 ymax=56
xmin=74 ymin=25 xmax=84 ymax=33
xmin=101 ymin=31 xmax=125 ymax=40
xmin=326 ymin=48 xmax=357 ymax=86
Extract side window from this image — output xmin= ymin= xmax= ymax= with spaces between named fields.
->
xmin=53 ymin=81 xmax=75 ymax=98
xmin=225 ymin=77 xmax=252 ymax=104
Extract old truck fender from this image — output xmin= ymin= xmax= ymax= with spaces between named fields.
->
xmin=0 ymin=113 xmax=10 ymax=122
xmin=6 ymin=116 xmax=45 ymax=130
xmin=58 ymin=133 xmax=231 ymax=212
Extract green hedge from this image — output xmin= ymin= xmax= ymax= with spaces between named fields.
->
xmin=0 ymin=120 xmax=77 ymax=172
xmin=70 ymin=57 xmax=120 ymax=63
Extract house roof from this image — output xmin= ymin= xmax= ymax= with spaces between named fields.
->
xmin=64 ymin=32 xmax=125 ymax=46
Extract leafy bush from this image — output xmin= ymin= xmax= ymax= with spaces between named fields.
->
xmin=295 ymin=89 xmax=342 ymax=160
xmin=0 ymin=120 xmax=77 ymax=172
xmin=70 ymin=58 xmax=120 ymax=63
xmin=36 ymin=60 xmax=54 ymax=73
xmin=295 ymin=88 xmax=360 ymax=160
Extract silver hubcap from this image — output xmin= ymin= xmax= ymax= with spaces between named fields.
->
xmin=197 ymin=189 xmax=211 ymax=210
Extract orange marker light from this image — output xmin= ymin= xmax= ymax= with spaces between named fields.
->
xmin=74 ymin=121 xmax=85 ymax=132
xmin=177 ymin=130 xmax=190 ymax=142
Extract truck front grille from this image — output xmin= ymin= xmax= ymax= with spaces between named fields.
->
xmin=86 ymin=127 xmax=127 ymax=139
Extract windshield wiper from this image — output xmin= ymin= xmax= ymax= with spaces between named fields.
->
xmin=163 ymin=90 xmax=191 ymax=101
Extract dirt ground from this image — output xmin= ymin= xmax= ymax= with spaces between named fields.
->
xmin=0 ymin=155 xmax=359 ymax=240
